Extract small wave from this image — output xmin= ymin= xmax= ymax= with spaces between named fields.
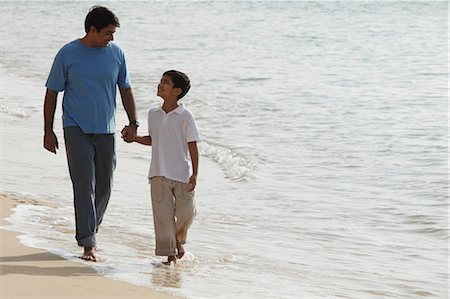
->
xmin=152 ymin=47 xmax=195 ymax=52
xmin=0 ymin=105 xmax=31 ymax=118
xmin=408 ymin=227 xmax=449 ymax=238
xmin=199 ymin=141 xmax=255 ymax=180
xmin=238 ymin=77 xmax=271 ymax=82
xmin=219 ymin=255 xmax=240 ymax=263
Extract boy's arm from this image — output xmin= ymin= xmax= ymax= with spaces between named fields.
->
xmin=188 ymin=141 xmax=199 ymax=191
xmin=121 ymin=129 xmax=151 ymax=145
xmin=131 ymin=135 xmax=152 ymax=146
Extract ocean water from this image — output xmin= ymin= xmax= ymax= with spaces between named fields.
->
xmin=0 ymin=1 xmax=448 ymax=298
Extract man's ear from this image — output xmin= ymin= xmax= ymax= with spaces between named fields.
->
xmin=89 ymin=26 xmax=98 ymax=34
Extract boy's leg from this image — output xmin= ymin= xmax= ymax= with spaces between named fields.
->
xmin=150 ymin=177 xmax=177 ymax=257
xmin=63 ymin=126 xmax=97 ymax=248
xmin=93 ymin=133 xmax=116 ymax=230
xmin=173 ymin=181 xmax=196 ymax=257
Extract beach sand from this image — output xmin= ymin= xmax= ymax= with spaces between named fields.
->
xmin=0 ymin=193 xmax=179 ymax=299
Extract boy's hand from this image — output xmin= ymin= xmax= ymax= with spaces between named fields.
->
xmin=188 ymin=175 xmax=197 ymax=192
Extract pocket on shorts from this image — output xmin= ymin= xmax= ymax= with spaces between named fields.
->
xmin=150 ymin=176 xmax=165 ymax=203
xmin=183 ymin=183 xmax=195 ymax=199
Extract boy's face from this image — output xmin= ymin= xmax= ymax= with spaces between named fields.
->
xmin=157 ymin=75 xmax=181 ymax=100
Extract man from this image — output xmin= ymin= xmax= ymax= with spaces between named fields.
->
xmin=43 ymin=6 xmax=138 ymax=261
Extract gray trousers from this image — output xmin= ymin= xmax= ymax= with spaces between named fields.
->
xmin=64 ymin=126 xmax=116 ymax=247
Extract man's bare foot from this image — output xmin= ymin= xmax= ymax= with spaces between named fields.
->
xmin=162 ymin=255 xmax=177 ymax=265
xmin=79 ymin=246 xmax=97 ymax=262
xmin=176 ymin=241 xmax=185 ymax=259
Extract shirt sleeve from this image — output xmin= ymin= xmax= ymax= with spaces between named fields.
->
xmin=147 ymin=109 xmax=152 ymax=136
xmin=117 ymin=51 xmax=131 ymax=89
xmin=185 ymin=116 xmax=200 ymax=143
xmin=45 ymin=49 xmax=66 ymax=92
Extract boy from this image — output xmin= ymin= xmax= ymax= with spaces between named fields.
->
xmin=122 ymin=70 xmax=199 ymax=265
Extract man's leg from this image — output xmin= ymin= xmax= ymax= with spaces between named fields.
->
xmin=64 ymin=127 xmax=97 ymax=255
xmin=93 ymin=133 xmax=116 ymax=230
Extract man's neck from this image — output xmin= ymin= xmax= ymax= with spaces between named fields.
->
xmin=79 ymin=36 xmax=97 ymax=48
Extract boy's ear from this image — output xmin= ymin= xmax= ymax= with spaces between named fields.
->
xmin=173 ymin=87 xmax=182 ymax=97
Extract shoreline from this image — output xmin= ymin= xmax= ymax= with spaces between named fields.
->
xmin=0 ymin=193 xmax=180 ymax=299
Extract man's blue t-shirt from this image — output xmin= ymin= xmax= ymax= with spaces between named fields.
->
xmin=46 ymin=39 xmax=131 ymax=134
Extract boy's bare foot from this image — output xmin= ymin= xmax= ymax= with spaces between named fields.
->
xmin=79 ymin=246 xmax=97 ymax=262
xmin=162 ymin=255 xmax=177 ymax=265
xmin=176 ymin=241 xmax=185 ymax=259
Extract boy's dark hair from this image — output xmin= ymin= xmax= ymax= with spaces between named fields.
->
xmin=85 ymin=6 xmax=120 ymax=33
xmin=164 ymin=70 xmax=191 ymax=100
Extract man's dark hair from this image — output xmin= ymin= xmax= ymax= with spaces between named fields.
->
xmin=84 ymin=6 xmax=120 ymax=33
xmin=164 ymin=70 xmax=191 ymax=100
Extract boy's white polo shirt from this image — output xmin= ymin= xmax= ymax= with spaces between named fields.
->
xmin=147 ymin=104 xmax=200 ymax=184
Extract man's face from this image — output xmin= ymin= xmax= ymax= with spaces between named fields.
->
xmin=91 ymin=24 xmax=116 ymax=47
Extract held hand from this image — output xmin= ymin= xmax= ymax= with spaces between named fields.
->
xmin=44 ymin=131 xmax=58 ymax=154
xmin=187 ymin=175 xmax=197 ymax=192
xmin=120 ymin=126 xmax=129 ymax=141
xmin=121 ymin=125 xmax=137 ymax=143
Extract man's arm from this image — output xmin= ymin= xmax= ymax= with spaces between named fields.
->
xmin=120 ymin=87 xmax=138 ymax=142
xmin=188 ymin=141 xmax=199 ymax=191
xmin=43 ymin=88 xmax=59 ymax=154
xmin=120 ymin=87 xmax=137 ymax=122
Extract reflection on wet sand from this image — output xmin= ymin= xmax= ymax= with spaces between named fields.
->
xmin=151 ymin=264 xmax=182 ymax=289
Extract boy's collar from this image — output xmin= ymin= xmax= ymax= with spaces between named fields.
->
xmin=157 ymin=103 xmax=185 ymax=114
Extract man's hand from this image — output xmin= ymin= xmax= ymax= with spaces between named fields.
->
xmin=188 ymin=175 xmax=197 ymax=192
xmin=121 ymin=125 xmax=137 ymax=143
xmin=44 ymin=131 xmax=58 ymax=154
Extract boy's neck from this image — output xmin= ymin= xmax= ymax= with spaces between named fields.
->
xmin=162 ymin=99 xmax=179 ymax=113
